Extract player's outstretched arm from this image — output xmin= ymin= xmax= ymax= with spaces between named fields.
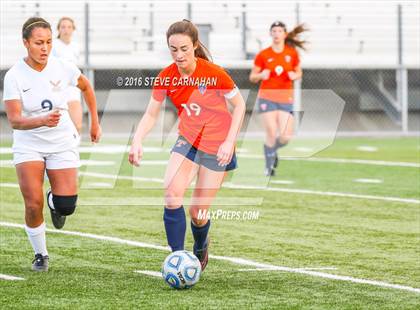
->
xmin=287 ymin=65 xmax=303 ymax=81
xmin=4 ymin=99 xmax=61 ymax=130
xmin=217 ymin=92 xmax=246 ymax=166
xmin=128 ymin=97 xmax=162 ymax=166
xmin=77 ymin=74 xmax=101 ymax=142
xmin=249 ymin=65 xmax=270 ymax=83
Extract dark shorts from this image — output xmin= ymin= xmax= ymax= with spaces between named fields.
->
xmin=171 ymin=136 xmax=237 ymax=172
xmin=257 ymin=98 xmax=294 ymax=115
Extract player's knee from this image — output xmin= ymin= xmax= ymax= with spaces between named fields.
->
xmin=25 ymin=199 xmax=43 ymax=218
xmin=279 ymin=135 xmax=292 ymax=145
xmin=52 ymin=194 xmax=78 ymax=216
xmin=189 ymin=207 xmax=207 ymax=227
xmin=164 ymin=188 xmax=184 ymax=207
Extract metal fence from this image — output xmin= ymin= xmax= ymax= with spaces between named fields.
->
xmin=0 ymin=0 xmax=419 ymax=135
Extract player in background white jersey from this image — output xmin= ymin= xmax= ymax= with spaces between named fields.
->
xmin=51 ymin=17 xmax=83 ymax=134
xmin=2 ymin=17 xmax=101 ymax=271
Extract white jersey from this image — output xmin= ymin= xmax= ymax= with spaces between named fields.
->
xmin=52 ymin=38 xmax=80 ymax=64
xmin=3 ymin=56 xmax=81 ymax=153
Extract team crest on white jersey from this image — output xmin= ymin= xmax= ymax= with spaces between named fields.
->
xmin=285 ymin=55 xmax=291 ymax=63
xmin=50 ymin=80 xmax=62 ymax=92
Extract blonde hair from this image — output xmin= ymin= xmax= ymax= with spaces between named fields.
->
xmin=57 ymin=17 xmax=76 ymax=39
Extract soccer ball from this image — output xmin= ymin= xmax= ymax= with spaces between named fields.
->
xmin=162 ymin=250 xmax=202 ymax=289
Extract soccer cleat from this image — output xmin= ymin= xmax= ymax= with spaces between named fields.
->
xmin=46 ymin=189 xmax=66 ymax=229
xmin=194 ymin=238 xmax=210 ymax=271
xmin=32 ymin=253 xmax=49 ymax=272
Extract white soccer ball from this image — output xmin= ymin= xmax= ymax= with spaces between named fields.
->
xmin=161 ymin=250 xmax=202 ymax=289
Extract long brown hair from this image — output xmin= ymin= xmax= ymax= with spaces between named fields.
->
xmin=22 ymin=17 xmax=51 ymax=40
xmin=271 ymin=21 xmax=308 ymax=50
xmin=57 ymin=16 xmax=76 ymax=39
xmin=166 ymin=20 xmax=212 ymax=62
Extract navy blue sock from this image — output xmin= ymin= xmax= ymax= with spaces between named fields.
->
xmin=264 ymin=144 xmax=277 ymax=169
xmin=191 ymin=220 xmax=210 ymax=251
xmin=275 ymin=138 xmax=288 ymax=150
xmin=163 ymin=206 xmax=186 ymax=252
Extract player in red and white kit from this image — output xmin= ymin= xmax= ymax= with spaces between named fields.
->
xmin=129 ymin=20 xmax=245 ymax=271
xmin=250 ymin=21 xmax=307 ymax=176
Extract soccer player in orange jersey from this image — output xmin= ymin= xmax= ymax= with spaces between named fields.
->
xmin=129 ymin=20 xmax=246 ymax=270
xmin=250 ymin=21 xmax=307 ymax=176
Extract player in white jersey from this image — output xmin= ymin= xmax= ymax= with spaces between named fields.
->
xmin=51 ymin=17 xmax=83 ymax=134
xmin=3 ymin=17 xmax=102 ymax=271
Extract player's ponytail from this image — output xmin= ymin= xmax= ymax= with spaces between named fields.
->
xmin=22 ymin=17 xmax=51 ymax=40
xmin=166 ymin=20 xmax=213 ymax=62
xmin=286 ymin=24 xmax=308 ymax=50
xmin=270 ymin=21 xmax=308 ymax=51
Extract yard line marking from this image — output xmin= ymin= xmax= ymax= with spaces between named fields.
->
xmin=0 ymin=183 xmax=19 ymax=188
xmin=0 ymin=146 xmax=164 ymax=155
xmin=1 ymin=221 xmax=418 ymax=294
xmin=353 ymin=179 xmax=383 ymax=184
xmin=238 ymin=154 xmax=420 ymax=168
xmin=0 ymin=274 xmax=25 ymax=281
xmin=79 ymin=171 xmax=420 ymax=205
xmin=0 ymin=160 xmax=13 ymax=167
xmin=85 ymin=182 xmax=113 ymax=188
xmin=80 ymin=160 xmax=116 ymax=166
xmin=357 ymin=146 xmax=378 ymax=152
xmin=300 ymin=157 xmax=419 ymax=168
xmin=239 ymin=267 xmax=338 ymax=271
xmin=2 ymin=146 xmax=418 ymax=167
xmin=270 ymin=180 xmax=295 ymax=185
xmin=134 ymin=270 xmax=162 ymax=278
xmin=225 ymin=183 xmax=420 ymax=205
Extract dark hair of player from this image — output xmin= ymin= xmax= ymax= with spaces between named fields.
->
xmin=270 ymin=21 xmax=308 ymax=51
xmin=22 ymin=17 xmax=51 ymax=40
xmin=57 ymin=16 xmax=76 ymax=39
xmin=166 ymin=19 xmax=212 ymax=62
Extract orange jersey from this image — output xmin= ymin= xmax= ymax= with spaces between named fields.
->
xmin=254 ymin=45 xmax=300 ymax=104
xmin=152 ymin=58 xmax=238 ymax=154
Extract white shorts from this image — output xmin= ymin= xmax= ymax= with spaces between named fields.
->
xmin=13 ymin=148 xmax=80 ymax=170
xmin=66 ymin=86 xmax=81 ymax=102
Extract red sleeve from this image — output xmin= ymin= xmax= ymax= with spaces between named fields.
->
xmin=254 ymin=51 xmax=265 ymax=69
xmin=151 ymin=69 xmax=168 ymax=102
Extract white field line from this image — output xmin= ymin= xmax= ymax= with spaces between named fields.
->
xmin=353 ymin=179 xmax=383 ymax=184
xmin=238 ymin=267 xmax=338 ymax=271
xmin=270 ymin=180 xmax=295 ymax=185
xmin=0 ymin=183 xmax=20 ymax=188
xmin=2 ymin=146 xmax=418 ymax=168
xmin=238 ymin=154 xmax=420 ymax=168
xmin=80 ymin=171 xmax=420 ymax=205
xmin=225 ymin=183 xmax=420 ymax=205
xmin=357 ymin=146 xmax=378 ymax=152
xmin=134 ymin=270 xmax=162 ymax=278
xmin=0 ymin=274 xmax=25 ymax=281
xmin=1 ymin=221 xmax=418 ymax=294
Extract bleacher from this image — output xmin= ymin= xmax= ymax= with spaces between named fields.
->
xmin=0 ymin=0 xmax=419 ymax=69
